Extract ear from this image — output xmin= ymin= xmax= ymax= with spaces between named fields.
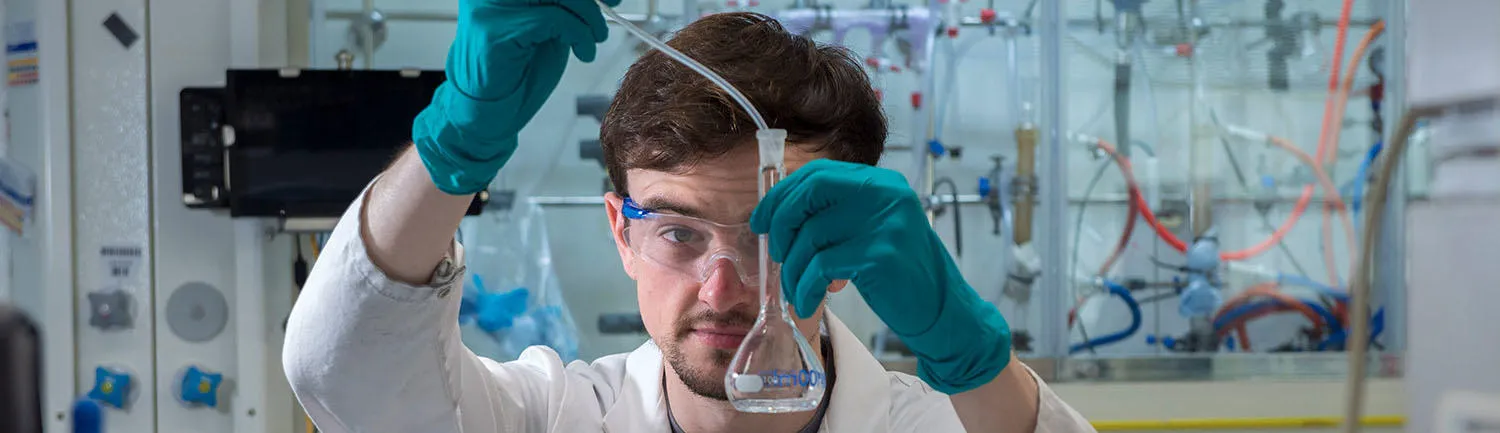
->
xmin=827 ymin=280 xmax=850 ymax=294
xmin=604 ymin=192 xmax=638 ymax=280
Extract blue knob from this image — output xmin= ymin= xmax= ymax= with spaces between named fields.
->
xmin=1144 ymin=334 xmax=1157 ymax=345
xmin=1162 ymin=336 xmax=1176 ymax=349
xmin=180 ymin=366 xmax=224 ymax=408
xmin=87 ymin=366 xmax=132 ymax=409
xmin=1225 ymin=336 xmax=1236 ymax=351
xmin=927 ymin=139 xmax=946 ymax=157
xmin=72 ymin=399 xmax=104 ymax=433
xmin=978 ymin=177 xmax=992 ymax=197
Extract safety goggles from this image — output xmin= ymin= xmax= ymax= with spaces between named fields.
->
xmin=621 ymin=197 xmax=761 ymax=284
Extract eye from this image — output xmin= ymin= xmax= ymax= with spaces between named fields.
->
xmin=660 ymin=227 xmax=702 ymax=244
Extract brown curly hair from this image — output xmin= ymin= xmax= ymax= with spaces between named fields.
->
xmin=599 ymin=12 xmax=888 ymax=195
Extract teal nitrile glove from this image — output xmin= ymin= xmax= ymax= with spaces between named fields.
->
xmin=751 ymin=159 xmax=1012 ymax=395
xmin=413 ymin=0 xmax=618 ymax=195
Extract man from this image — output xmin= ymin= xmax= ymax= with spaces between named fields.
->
xmin=282 ymin=0 xmax=1093 ymax=431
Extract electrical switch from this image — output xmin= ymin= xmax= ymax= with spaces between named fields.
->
xmin=87 ymin=290 xmax=133 ymax=330
xmin=179 ymin=366 xmax=224 ymax=408
xmin=87 ymin=367 xmax=133 ymax=409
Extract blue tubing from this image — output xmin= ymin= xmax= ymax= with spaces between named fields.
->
xmin=1212 ymin=297 xmax=1340 ymax=334
xmin=1070 ymin=280 xmax=1143 ymax=354
xmin=1275 ymin=274 xmax=1350 ymax=301
xmin=1346 ymin=141 xmax=1383 ymax=216
xmin=1316 ymin=307 xmax=1385 ymax=351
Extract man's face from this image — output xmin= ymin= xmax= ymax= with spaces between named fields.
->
xmin=604 ymin=143 xmax=846 ymax=400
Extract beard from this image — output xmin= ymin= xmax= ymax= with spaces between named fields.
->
xmin=661 ymin=308 xmax=757 ymax=400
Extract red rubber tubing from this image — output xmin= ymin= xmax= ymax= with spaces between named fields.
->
xmin=1097 ymin=153 xmax=1142 ymax=275
xmin=1097 ymin=140 xmax=1188 ymax=252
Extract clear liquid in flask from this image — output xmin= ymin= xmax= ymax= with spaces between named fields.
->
xmin=724 ymin=129 xmax=826 ymax=413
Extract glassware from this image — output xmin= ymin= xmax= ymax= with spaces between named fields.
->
xmin=723 ymin=129 xmax=826 ymax=413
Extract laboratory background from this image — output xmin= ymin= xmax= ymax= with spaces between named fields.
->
xmin=0 ymin=0 xmax=1496 ymax=431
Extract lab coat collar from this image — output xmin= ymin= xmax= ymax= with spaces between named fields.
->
xmin=821 ymin=313 xmax=893 ymax=433
xmin=601 ymin=336 xmax=670 ymax=432
xmin=601 ymin=313 xmax=892 ymax=433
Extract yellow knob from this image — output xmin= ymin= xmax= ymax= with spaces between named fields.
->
xmin=198 ymin=380 xmax=211 ymax=394
xmin=101 ymin=380 xmax=114 ymax=395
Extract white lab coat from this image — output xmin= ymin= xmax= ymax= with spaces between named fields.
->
xmin=283 ymin=187 xmax=1095 ymax=432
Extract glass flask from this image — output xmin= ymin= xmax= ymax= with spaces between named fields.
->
xmin=724 ymin=129 xmax=827 ymax=413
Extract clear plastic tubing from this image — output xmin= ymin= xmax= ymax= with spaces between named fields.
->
xmin=597 ymin=1 xmax=768 ymax=131
xmin=596 ymin=1 xmax=825 ymax=413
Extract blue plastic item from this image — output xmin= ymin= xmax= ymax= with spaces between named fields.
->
xmin=180 ymin=366 xmax=223 ymax=408
xmin=72 ymin=399 xmax=103 ymax=433
xmin=978 ymin=177 xmax=992 ymax=198
xmin=927 ymin=139 xmax=946 ymax=157
xmin=1184 ymin=237 xmax=1221 ymax=273
xmin=475 ymin=288 xmax=531 ymax=333
xmin=87 ymin=367 xmax=131 ymax=409
xmin=1070 ymin=280 xmax=1143 ymax=354
xmin=1178 ymin=276 xmax=1223 ymax=318
xmin=1315 ymin=307 xmax=1386 ymax=351
xmin=459 ymin=274 xmax=533 ymax=333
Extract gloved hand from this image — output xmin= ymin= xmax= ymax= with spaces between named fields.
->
xmin=413 ymin=0 xmax=618 ymax=195
xmin=751 ymin=159 xmax=1012 ymax=395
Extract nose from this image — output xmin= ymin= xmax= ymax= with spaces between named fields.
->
xmin=698 ymin=257 xmax=755 ymax=312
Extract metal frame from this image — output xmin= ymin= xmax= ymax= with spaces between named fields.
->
xmin=37 ymin=0 xmax=78 ymax=427
xmin=229 ymin=2 xmax=283 ymax=431
xmin=1375 ymin=0 xmax=1408 ymax=353
xmin=1036 ymin=0 xmax=1068 ymax=358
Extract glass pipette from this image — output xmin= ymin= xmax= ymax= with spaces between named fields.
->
xmin=596 ymin=2 xmax=826 ymax=413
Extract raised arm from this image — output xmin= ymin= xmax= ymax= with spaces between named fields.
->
xmin=281 ymin=0 xmax=621 ymax=431
xmin=361 ymin=147 xmax=472 ymax=285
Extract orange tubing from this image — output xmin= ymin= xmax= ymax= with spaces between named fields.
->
xmin=1230 ymin=307 xmax=1304 ymax=350
xmin=1215 ymin=283 xmax=1329 ymax=340
xmin=1318 ymin=0 xmax=1357 ymax=164
xmin=1097 ymin=143 xmax=1145 ymax=275
xmin=1097 ymin=140 xmax=1189 ymax=252
xmin=1235 ymin=325 xmax=1253 ymax=351
xmin=1218 ymin=21 xmax=1382 ymax=263
xmin=1267 ymin=136 xmax=1357 ymax=285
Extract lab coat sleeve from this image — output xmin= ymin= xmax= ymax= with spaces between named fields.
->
xmin=888 ymin=365 xmax=1094 ymax=432
xmin=1033 ymin=368 xmax=1095 ymax=432
xmin=283 ymin=187 xmax=604 ymax=433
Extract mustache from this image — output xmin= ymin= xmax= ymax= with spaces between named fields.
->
xmin=673 ymin=309 xmax=756 ymax=338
